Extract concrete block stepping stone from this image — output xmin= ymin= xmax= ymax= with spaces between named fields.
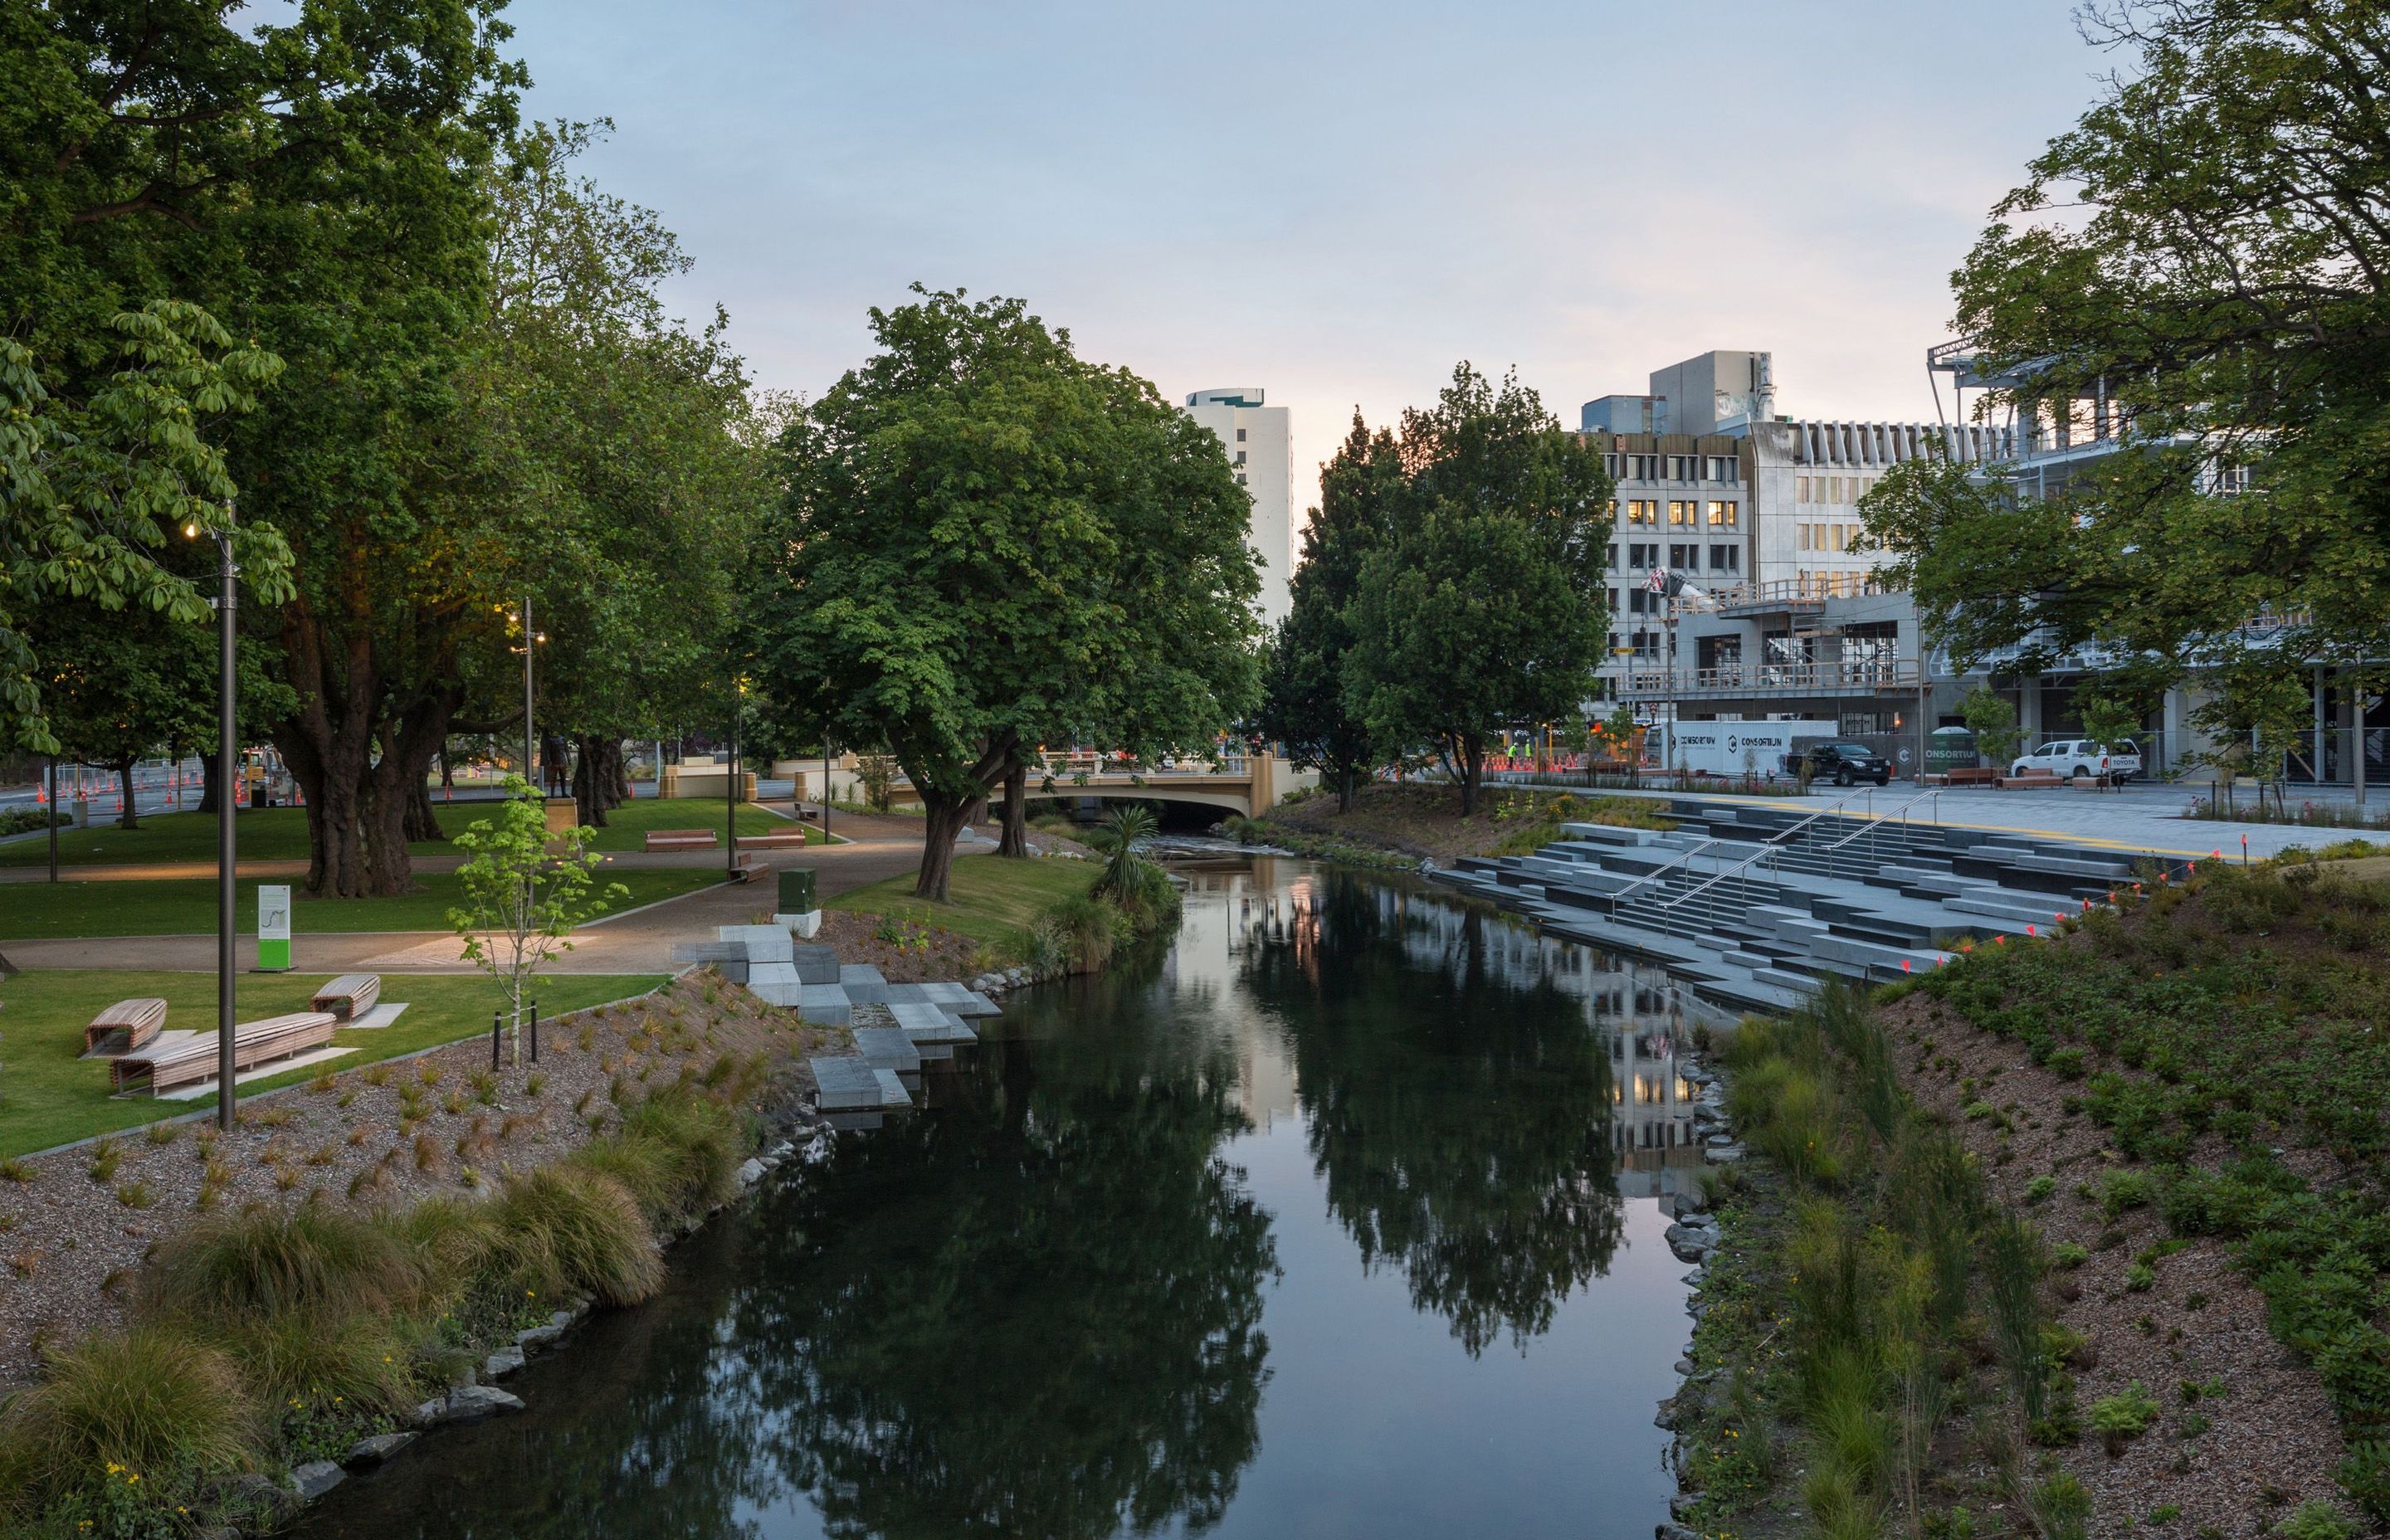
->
xmin=811 ymin=1055 xmax=911 ymax=1112
xmin=749 ymin=962 xmax=798 ymax=989
xmin=748 ymin=979 xmax=801 ymax=1008
xmin=718 ymin=924 xmax=793 ymax=963
xmin=791 ymin=944 xmax=841 ymax=985
xmin=838 ymin=963 xmax=886 ymax=986
xmin=953 ymin=991 xmax=1001 ymax=1018
xmin=796 ymin=985 xmax=851 ymax=1026
xmin=851 ymin=1026 xmax=923 ymax=1076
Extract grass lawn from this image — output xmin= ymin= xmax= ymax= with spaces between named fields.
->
xmin=0 ymin=866 xmax=719 ymax=940
xmin=0 ymin=970 xmax=667 ymax=1158
xmin=827 ymin=855 xmax=1099 ymax=954
xmin=0 ymin=797 xmax=814 ymax=870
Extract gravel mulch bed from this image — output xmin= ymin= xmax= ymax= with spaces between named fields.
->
xmin=1880 ymin=990 xmax=2347 ymax=1539
xmin=0 ymin=971 xmax=847 ymax=1391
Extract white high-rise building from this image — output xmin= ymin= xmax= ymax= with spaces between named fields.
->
xmin=1183 ymin=387 xmax=1294 ymax=628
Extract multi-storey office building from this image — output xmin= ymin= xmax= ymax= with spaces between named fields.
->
xmin=1183 ymin=387 xmax=1295 ymax=628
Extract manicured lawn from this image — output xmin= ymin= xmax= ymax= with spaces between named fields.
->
xmin=0 ymin=970 xmax=667 ymax=1158
xmin=0 ymin=866 xmax=720 ymax=940
xmin=827 ymin=856 xmax=1100 ymax=953
xmin=0 ymin=798 xmax=814 ymax=870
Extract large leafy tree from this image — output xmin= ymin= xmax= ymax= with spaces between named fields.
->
xmin=754 ymin=288 xmax=1260 ymax=900
xmin=3 ymin=0 xmax=524 ymax=895
xmin=1866 ymin=0 xmax=2390 ymax=739
xmin=1343 ymin=366 xmax=1612 ymax=815
xmin=473 ymin=122 xmax=778 ymax=830
xmin=1256 ymin=412 xmax=1397 ymax=812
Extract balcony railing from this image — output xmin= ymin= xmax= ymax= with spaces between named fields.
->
xmin=1621 ymin=658 xmax=1922 ymax=697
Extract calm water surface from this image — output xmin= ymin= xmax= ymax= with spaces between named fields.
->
xmin=296 ymin=859 xmax=1721 ymax=1539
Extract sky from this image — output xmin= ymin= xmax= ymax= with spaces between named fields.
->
xmin=500 ymin=0 xmax=2115 ymax=514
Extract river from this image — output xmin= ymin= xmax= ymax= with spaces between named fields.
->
xmin=295 ymin=857 xmax=1719 ymax=1539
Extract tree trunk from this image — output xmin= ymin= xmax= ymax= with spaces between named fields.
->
xmin=607 ymin=739 xmax=632 ymax=809
xmin=198 ymin=750 xmax=221 ymax=815
xmin=1337 ymin=763 xmax=1357 ymax=814
xmin=915 ymin=793 xmax=972 ymax=900
xmin=403 ymin=777 xmax=443 ymax=844
xmin=115 ymin=760 xmax=140 ymax=830
xmin=1458 ymin=736 xmax=1485 ymax=816
xmin=572 ymin=734 xmax=610 ymax=827
xmin=275 ymin=602 xmax=461 ymax=897
xmin=997 ymin=758 xmax=1029 ymax=856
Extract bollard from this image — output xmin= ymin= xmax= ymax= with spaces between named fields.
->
xmin=491 ymin=1011 xmax=502 ymax=1071
xmin=529 ymin=1000 xmax=539 ymax=1064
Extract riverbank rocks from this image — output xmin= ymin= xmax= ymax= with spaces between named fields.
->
xmin=413 ymin=1384 xmax=524 ymax=1427
xmin=212 ymin=1474 xmax=298 ymax=1530
xmin=289 ymin=1461 xmax=346 ymax=1501
xmin=1659 ymin=1522 xmax=1704 ymax=1540
xmin=1702 ymin=1143 xmax=1747 ymax=1163
xmin=736 ymin=1157 xmax=767 ymax=1187
xmin=347 ymin=1431 xmax=417 ymax=1466
xmin=515 ymin=1321 xmax=567 ymax=1352
xmin=1666 ymin=1220 xmax=1720 ymax=1263
xmin=483 ymin=1345 xmax=525 ymax=1379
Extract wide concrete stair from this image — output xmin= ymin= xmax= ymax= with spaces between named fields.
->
xmin=1437 ymin=793 xmax=2173 ymax=1012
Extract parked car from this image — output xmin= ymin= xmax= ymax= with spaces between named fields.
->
xmin=2007 ymin=739 xmax=2143 ymax=782
xmin=1784 ymin=741 xmax=1893 ymax=787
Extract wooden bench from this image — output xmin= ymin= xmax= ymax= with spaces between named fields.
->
xmin=1944 ymin=768 xmax=1999 ymax=787
xmin=114 ymin=1011 xmax=338 ymax=1094
xmin=84 ymin=997 xmax=168 ymax=1056
xmin=644 ymin=829 xmax=719 ymax=852
xmin=741 ymin=831 xmax=808 ymax=849
xmin=1998 ymin=770 xmax=2065 ymax=790
xmin=729 ymin=855 xmax=768 ymax=884
xmin=308 ymin=973 xmax=381 ymax=1021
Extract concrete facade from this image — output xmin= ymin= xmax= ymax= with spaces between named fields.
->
xmin=1184 ymin=387 xmax=1295 ymax=629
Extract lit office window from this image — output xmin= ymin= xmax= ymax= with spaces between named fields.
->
xmin=1669 ymin=500 xmax=1695 ymax=525
xmin=1707 ymin=500 xmax=1736 ymax=527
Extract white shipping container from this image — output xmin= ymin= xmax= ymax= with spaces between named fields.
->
xmin=1646 ymin=720 xmax=1841 ymax=777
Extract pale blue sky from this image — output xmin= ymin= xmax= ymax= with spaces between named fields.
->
xmin=504 ymin=0 xmax=2107 ymax=506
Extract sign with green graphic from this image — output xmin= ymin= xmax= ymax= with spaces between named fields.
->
xmin=258 ymin=885 xmax=292 ymax=972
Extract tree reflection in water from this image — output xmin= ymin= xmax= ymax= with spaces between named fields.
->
xmin=1239 ymin=868 xmax=1626 ymax=1356
xmin=744 ymin=1008 xmax=1277 ymax=1539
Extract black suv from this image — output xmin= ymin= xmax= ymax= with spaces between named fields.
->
xmin=1784 ymin=742 xmax=1891 ymax=787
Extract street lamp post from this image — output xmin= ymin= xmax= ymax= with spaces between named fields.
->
xmin=187 ymin=510 xmax=241 ymax=1130
xmin=727 ymin=676 xmax=744 ymax=877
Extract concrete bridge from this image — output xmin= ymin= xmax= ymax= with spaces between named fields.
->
xmin=791 ymin=752 xmax=1314 ymax=820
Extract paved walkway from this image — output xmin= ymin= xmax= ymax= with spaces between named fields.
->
xmin=1604 ymin=782 xmax=2369 ymax=860
xmin=0 ymin=811 xmax=938 ymax=976
xmin=0 ymin=845 xmax=804 ymax=885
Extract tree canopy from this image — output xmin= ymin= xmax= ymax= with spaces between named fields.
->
xmin=752 ymin=288 xmax=1261 ymax=899
xmin=1342 ymin=365 xmax=1612 ymax=814
xmin=1864 ymin=0 xmax=2390 ymax=739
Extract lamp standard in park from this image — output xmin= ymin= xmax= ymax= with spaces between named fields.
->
xmin=728 ymin=675 xmax=745 ymax=876
xmin=187 ymin=510 xmax=241 ymax=1130
xmin=500 ymin=599 xmax=548 ymax=789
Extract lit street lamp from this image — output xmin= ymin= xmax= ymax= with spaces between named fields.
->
xmin=499 ymin=598 xmax=548 ymax=791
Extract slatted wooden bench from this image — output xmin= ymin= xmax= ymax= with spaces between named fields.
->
xmin=309 ymin=973 xmax=381 ymax=1021
xmin=115 ymin=1011 xmax=338 ymax=1095
xmin=1944 ymin=768 xmax=1999 ymax=787
xmin=1999 ymin=770 xmax=2066 ymax=790
xmin=729 ymin=855 xmax=768 ymax=884
xmin=84 ymin=997 xmax=168 ymax=1056
xmin=644 ymin=828 xmax=719 ymax=852
xmin=741 ymin=831 xmax=808 ymax=849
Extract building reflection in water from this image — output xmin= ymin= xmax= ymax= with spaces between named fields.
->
xmin=1184 ymin=856 xmax=1729 ymax=1206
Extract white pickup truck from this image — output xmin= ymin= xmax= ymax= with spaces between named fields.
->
xmin=2008 ymin=739 xmax=2144 ymax=782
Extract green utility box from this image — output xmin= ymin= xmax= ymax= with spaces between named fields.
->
xmin=778 ymin=866 xmax=818 ymax=915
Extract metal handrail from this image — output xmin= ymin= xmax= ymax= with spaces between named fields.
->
xmin=1604 ymin=836 xmax=1725 ymax=904
xmin=1654 ymin=786 xmax=1885 ymax=912
xmin=1817 ymin=788 xmax=1941 ymax=853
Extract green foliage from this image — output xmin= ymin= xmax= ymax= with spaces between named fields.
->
xmin=2088 ymin=1382 xmax=2161 ymax=1447
xmin=1958 ymin=685 xmax=2021 ymax=768
xmin=0 ymin=1328 xmax=258 ymax=1514
xmin=1340 ymin=364 xmax=1612 ymax=815
xmin=2277 ymin=1500 xmax=2360 ymax=1540
xmin=449 ymin=776 xmax=629 ymax=1050
xmin=144 ymin=1201 xmax=423 ymax=1324
xmin=752 ymin=286 xmax=1261 ymax=899
xmin=1256 ymin=412 xmax=1395 ymax=810
xmin=1867 ymin=2 xmax=2390 ymax=723
xmin=485 ymin=1165 xmax=665 ymax=1308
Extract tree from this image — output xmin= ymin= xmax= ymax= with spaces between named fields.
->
xmin=0 ymin=303 xmax=290 ymax=754
xmin=1343 ymin=366 xmax=1612 ymax=816
xmin=447 ymin=777 xmax=627 ymax=1064
xmin=2 ymin=1 xmax=522 ymax=896
xmin=1868 ymin=0 xmax=2390 ymax=738
xmin=753 ymin=289 xmax=1260 ymax=901
xmin=1959 ymin=685 xmax=2022 ymax=770
xmin=473 ymin=123 xmax=777 ymax=833
xmin=1256 ymin=413 xmax=1397 ymax=813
